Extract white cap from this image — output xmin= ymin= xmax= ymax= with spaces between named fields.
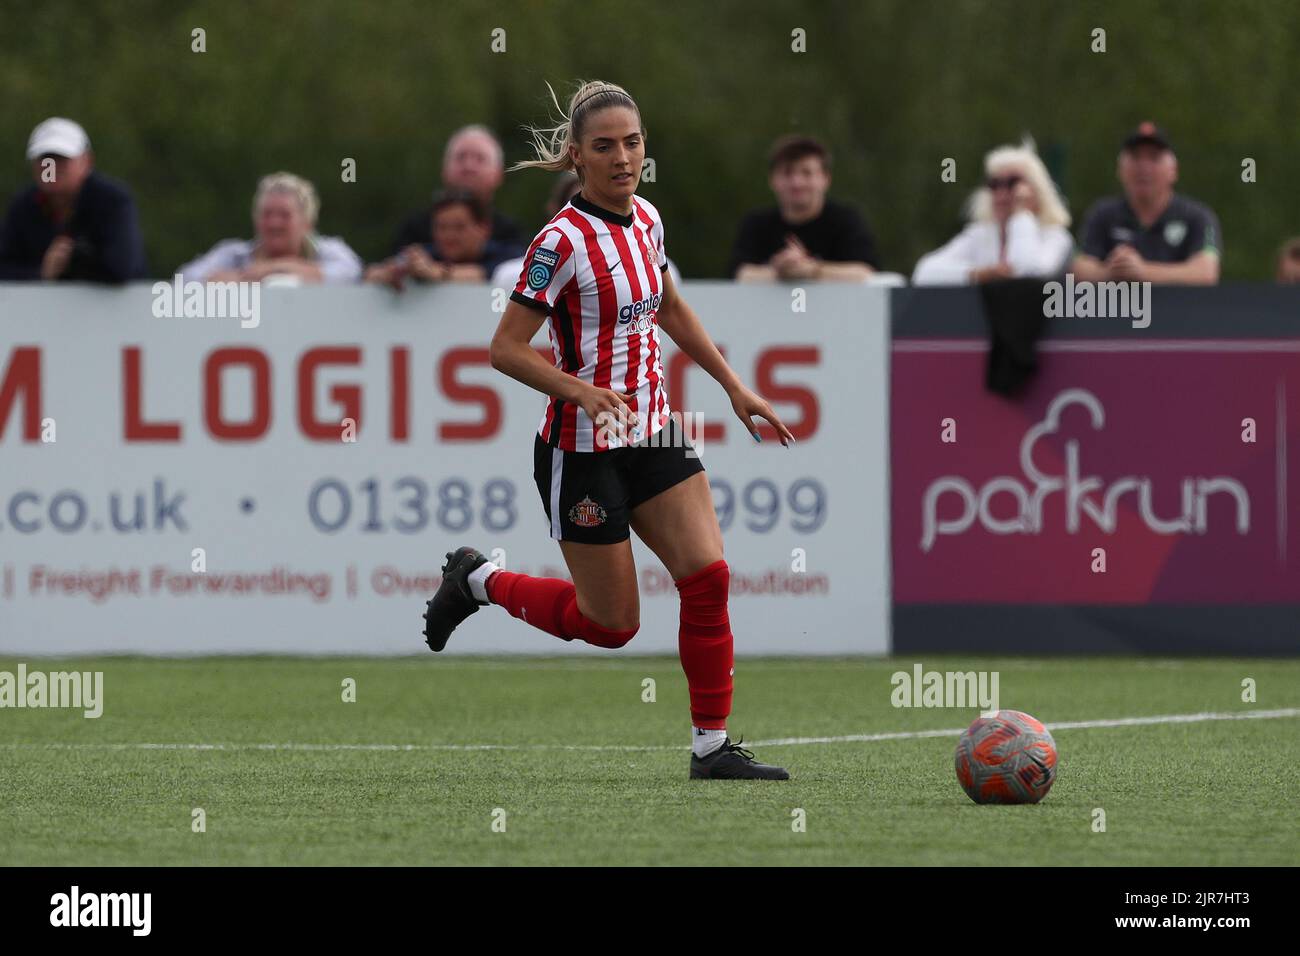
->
xmin=26 ymin=117 xmax=90 ymax=161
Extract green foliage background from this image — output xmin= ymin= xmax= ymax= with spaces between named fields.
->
xmin=2 ymin=0 xmax=1296 ymax=278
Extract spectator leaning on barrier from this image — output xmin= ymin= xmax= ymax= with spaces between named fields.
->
xmin=0 ymin=117 xmax=148 ymax=282
xmin=1072 ymin=122 xmax=1220 ymax=285
xmin=177 ymin=172 xmax=362 ymax=284
xmin=1275 ymin=238 xmax=1300 ymax=284
xmin=912 ymin=139 xmax=1073 ymax=285
xmin=367 ymin=190 xmax=523 ymax=289
xmin=729 ymin=135 xmax=878 ymax=282
xmin=391 ymin=125 xmax=525 ymax=254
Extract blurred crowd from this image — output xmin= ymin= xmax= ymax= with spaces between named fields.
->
xmin=3 ymin=116 xmax=1297 ymax=291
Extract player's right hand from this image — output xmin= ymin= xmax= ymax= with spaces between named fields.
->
xmin=580 ymin=386 xmax=639 ymax=443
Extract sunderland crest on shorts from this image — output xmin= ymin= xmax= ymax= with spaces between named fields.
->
xmin=568 ymin=495 xmax=607 ymax=527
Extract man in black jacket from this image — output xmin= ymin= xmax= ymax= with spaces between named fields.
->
xmin=0 ymin=117 xmax=148 ymax=282
xmin=729 ymin=135 xmax=878 ymax=281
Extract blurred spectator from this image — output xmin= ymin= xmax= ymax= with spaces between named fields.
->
xmin=913 ymin=139 xmax=1072 ymax=285
xmin=367 ymin=190 xmax=522 ymax=289
xmin=1072 ymin=122 xmax=1220 ymax=284
xmin=491 ymin=172 xmax=580 ymax=290
xmin=1276 ymin=238 xmax=1300 ymax=284
xmin=392 ymin=125 xmax=524 ymax=253
xmin=490 ymin=172 xmax=683 ymax=289
xmin=0 ymin=117 xmax=148 ymax=282
xmin=728 ymin=135 xmax=877 ymax=282
xmin=178 ymin=172 xmax=361 ymax=284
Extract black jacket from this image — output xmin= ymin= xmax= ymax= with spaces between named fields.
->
xmin=0 ymin=171 xmax=148 ymax=282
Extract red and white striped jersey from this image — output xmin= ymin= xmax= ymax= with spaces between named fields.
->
xmin=510 ymin=192 xmax=671 ymax=452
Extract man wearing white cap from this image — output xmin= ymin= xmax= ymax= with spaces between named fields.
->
xmin=0 ymin=117 xmax=148 ymax=282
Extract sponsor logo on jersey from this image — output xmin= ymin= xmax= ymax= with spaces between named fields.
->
xmin=568 ymin=495 xmax=607 ymax=528
xmin=527 ymin=247 xmax=561 ymax=290
xmin=619 ymin=291 xmax=662 ymax=325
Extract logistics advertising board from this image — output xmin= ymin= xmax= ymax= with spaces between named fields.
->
xmin=0 ymin=283 xmax=891 ymax=655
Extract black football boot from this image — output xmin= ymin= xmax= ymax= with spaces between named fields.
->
xmin=422 ymin=546 xmax=490 ymax=652
xmin=690 ymin=737 xmax=790 ymax=780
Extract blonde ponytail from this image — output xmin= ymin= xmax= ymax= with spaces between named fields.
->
xmin=510 ymin=79 xmax=641 ymax=179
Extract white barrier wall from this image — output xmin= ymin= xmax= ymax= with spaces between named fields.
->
xmin=0 ymin=282 xmax=890 ymax=655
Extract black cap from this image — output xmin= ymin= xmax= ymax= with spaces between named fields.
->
xmin=1122 ymin=121 xmax=1173 ymax=153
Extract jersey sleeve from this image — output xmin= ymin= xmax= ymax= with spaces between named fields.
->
xmin=510 ymin=227 xmax=576 ymax=315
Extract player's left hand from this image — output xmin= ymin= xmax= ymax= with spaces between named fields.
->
xmin=729 ymin=384 xmax=795 ymax=446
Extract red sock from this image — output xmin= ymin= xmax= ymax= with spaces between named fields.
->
xmin=486 ymin=571 xmax=637 ymax=649
xmin=675 ymin=560 xmax=733 ymax=730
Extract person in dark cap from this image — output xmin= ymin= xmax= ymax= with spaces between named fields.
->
xmin=1072 ymin=122 xmax=1220 ymax=284
xmin=0 ymin=117 xmax=148 ymax=282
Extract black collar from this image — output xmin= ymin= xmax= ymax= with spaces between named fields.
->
xmin=570 ymin=191 xmax=636 ymax=227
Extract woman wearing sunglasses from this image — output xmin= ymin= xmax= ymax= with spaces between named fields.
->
xmin=912 ymin=138 xmax=1073 ymax=285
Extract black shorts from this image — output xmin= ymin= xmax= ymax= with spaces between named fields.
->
xmin=533 ymin=417 xmax=706 ymax=544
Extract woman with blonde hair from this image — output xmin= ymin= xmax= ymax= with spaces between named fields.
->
xmin=422 ymin=80 xmax=794 ymax=781
xmin=178 ymin=172 xmax=362 ymax=284
xmin=913 ymin=139 xmax=1073 ymax=285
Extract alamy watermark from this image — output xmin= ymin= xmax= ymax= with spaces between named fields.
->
xmin=891 ymin=663 xmax=999 ymax=714
xmin=1043 ymin=274 xmax=1152 ymax=329
xmin=0 ymin=663 xmax=103 ymax=718
xmin=50 ymin=886 xmax=150 ymax=936
xmin=152 ymin=274 xmax=260 ymax=328
xmin=594 ymin=410 xmax=706 ymax=457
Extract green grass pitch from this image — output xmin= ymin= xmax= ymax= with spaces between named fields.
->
xmin=1 ymin=655 xmax=1297 ymax=866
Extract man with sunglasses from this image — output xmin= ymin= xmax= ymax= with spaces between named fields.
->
xmin=1072 ymin=122 xmax=1220 ymax=285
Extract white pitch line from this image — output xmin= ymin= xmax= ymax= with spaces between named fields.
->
xmin=2 ymin=708 xmax=1296 ymax=754
xmin=748 ymin=708 xmax=1300 ymax=747
xmin=3 ymin=740 xmax=676 ymax=753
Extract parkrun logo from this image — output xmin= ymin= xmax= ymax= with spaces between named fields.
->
xmin=618 ymin=292 xmax=662 ymax=333
xmin=920 ymin=389 xmax=1250 ymax=552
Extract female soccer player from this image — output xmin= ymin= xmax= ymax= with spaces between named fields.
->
xmin=422 ymin=80 xmax=793 ymax=780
